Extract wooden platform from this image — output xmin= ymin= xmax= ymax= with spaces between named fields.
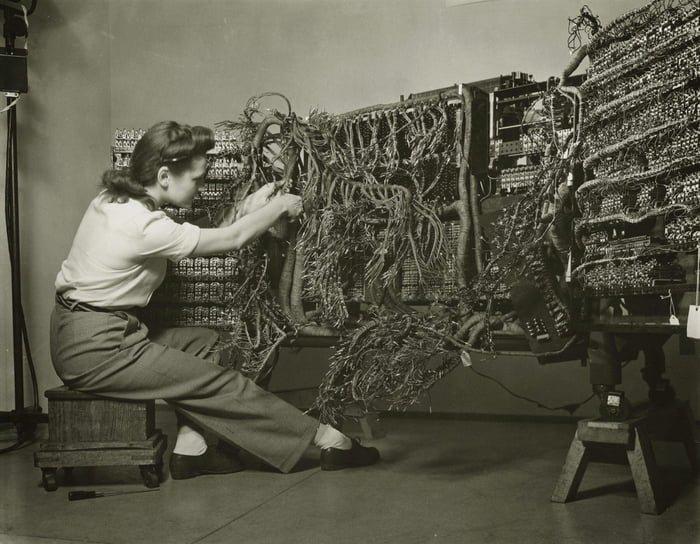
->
xmin=551 ymin=401 xmax=698 ymax=514
xmin=34 ymin=386 xmax=167 ymax=491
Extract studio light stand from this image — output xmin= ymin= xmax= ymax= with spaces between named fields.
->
xmin=0 ymin=0 xmax=46 ymax=450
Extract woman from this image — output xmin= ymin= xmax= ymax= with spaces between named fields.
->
xmin=50 ymin=121 xmax=379 ymax=479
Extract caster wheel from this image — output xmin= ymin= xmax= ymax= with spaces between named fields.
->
xmin=155 ymin=462 xmax=165 ymax=482
xmin=139 ymin=465 xmax=160 ymax=488
xmin=18 ymin=422 xmax=37 ymax=443
xmin=41 ymin=468 xmax=58 ymax=492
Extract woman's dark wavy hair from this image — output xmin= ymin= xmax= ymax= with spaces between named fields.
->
xmin=102 ymin=121 xmax=215 ymax=206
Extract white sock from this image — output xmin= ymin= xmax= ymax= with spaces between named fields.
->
xmin=313 ymin=423 xmax=352 ymax=450
xmin=173 ymin=424 xmax=208 ymax=456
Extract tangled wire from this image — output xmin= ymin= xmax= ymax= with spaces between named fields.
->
xmin=568 ymin=5 xmax=602 ymax=52
xmin=207 ymin=80 xmax=581 ymax=422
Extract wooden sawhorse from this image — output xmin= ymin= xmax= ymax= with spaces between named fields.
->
xmin=551 ymin=400 xmax=697 ymax=514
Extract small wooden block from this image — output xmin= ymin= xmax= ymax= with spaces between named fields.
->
xmin=578 ymin=419 xmax=633 ymax=446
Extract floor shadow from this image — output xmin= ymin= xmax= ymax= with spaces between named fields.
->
xmin=575 ymin=479 xmax=636 ymax=500
xmin=236 ymin=450 xmax=320 ymax=474
xmin=655 ymin=466 xmax=698 ymax=509
xmin=572 ymin=466 xmax=697 ymax=512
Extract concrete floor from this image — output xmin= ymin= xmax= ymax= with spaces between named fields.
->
xmin=0 ymin=410 xmax=698 ymax=544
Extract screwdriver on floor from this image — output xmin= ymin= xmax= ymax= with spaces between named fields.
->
xmin=69 ymin=488 xmax=160 ymax=501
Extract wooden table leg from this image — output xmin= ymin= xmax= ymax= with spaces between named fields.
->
xmin=627 ymin=428 xmax=663 ymax=515
xmin=551 ymin=431 xmax=589 ymax=503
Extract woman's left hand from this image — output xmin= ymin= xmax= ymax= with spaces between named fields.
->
xmin=244 ymin=182 xmax=279 ymax=213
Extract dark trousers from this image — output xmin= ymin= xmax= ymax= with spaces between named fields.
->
xmin=50 ymin=304 xmax=317 ymax=473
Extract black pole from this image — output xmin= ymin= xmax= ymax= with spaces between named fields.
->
xmin=5 ymin=23 xmax=24 ymax=414
xmin=0 ymin=87 xmax=47 ymax=435
xmin=10 ymin=98 xmax=24 ymax=412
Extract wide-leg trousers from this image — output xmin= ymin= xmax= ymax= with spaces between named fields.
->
xmin=49 ymin=304 xmax=318 ymax=473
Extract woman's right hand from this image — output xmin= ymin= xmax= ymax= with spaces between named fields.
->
xmin=274 ymin=194 xmax=303 ymax=219
xmin=245 ymin=182 xmax=279 ymax=213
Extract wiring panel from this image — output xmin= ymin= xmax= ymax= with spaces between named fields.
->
xmin=574 ymin=0 xmax=699 ymax=296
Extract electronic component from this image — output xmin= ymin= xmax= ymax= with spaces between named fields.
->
xmin=509 ymin=278 xmax=573 ymax=356
xmin=582 ymin=257 xmax=686 ymax=295
xmin=576 ymin=1 xmax=699 ymax=297
xmin=605 ymin=235 xmax=651 ymax=257
xmin=498 ymin=165 xmax=540 ymax=195
xmin=111 ymin=129 xmax=247 ymax=329
xmin=524 ymin=316 xmax=550 ymax=342
xmin=665 ymin=214 xmax=700 ymax=247
xmin=603 ymin=390 xmax=628 ymax=420
xmin=0 ymin=47 xmax=27 ymax=93
xmin=112 ymin=128 xmax=146 ymax=152
xmin=666 ymin=169 xmax=700 ymax=206
xmin=485 ymin=75 xmax=581 ymax=342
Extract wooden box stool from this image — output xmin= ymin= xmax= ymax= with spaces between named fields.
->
xmin=34 ymin=386 xmax=167 ymax=491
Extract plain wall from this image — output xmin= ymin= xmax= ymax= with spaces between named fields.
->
xmin=2 ymin=0 xmax=697 ymax=420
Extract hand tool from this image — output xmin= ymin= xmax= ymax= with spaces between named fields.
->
xmin=68 ymin=488 xmax=160 ymax=501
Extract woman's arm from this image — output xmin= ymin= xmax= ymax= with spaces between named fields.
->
xmin=192 ymin=194 xmax=301 ymax=256
xmin=215 ymin=182 xmax=280 ymax=227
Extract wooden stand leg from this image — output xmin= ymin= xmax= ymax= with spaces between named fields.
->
xmin=679 ymin=404 xmax=698 ymax=473
xmin=358 ymin=412 xmax=385 ymax=440
xmin=342 ymin=404 xmax=386 ymax=440
xmin=551 ymin=431 xmax=590 ymax=503
xmin=627 ymin=429 xmax=663 ymax=515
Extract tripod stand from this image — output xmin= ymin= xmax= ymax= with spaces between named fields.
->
xmin=0 ymin=0 xmax=47 ymax=449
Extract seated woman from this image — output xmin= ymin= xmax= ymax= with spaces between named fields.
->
xmin=50 ymin=121 xmax=379 ymax=479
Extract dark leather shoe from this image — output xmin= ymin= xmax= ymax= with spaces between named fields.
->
xmin=170 ymin=445 xmax=245 ymax=480
xmin=320 ymin=439 xmax=380 ymax=471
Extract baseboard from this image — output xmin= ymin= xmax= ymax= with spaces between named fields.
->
xmin=375 ymin=410 xmax=584 ymax=424
xmin=377 ymin=409 xmax=700 ymax=429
